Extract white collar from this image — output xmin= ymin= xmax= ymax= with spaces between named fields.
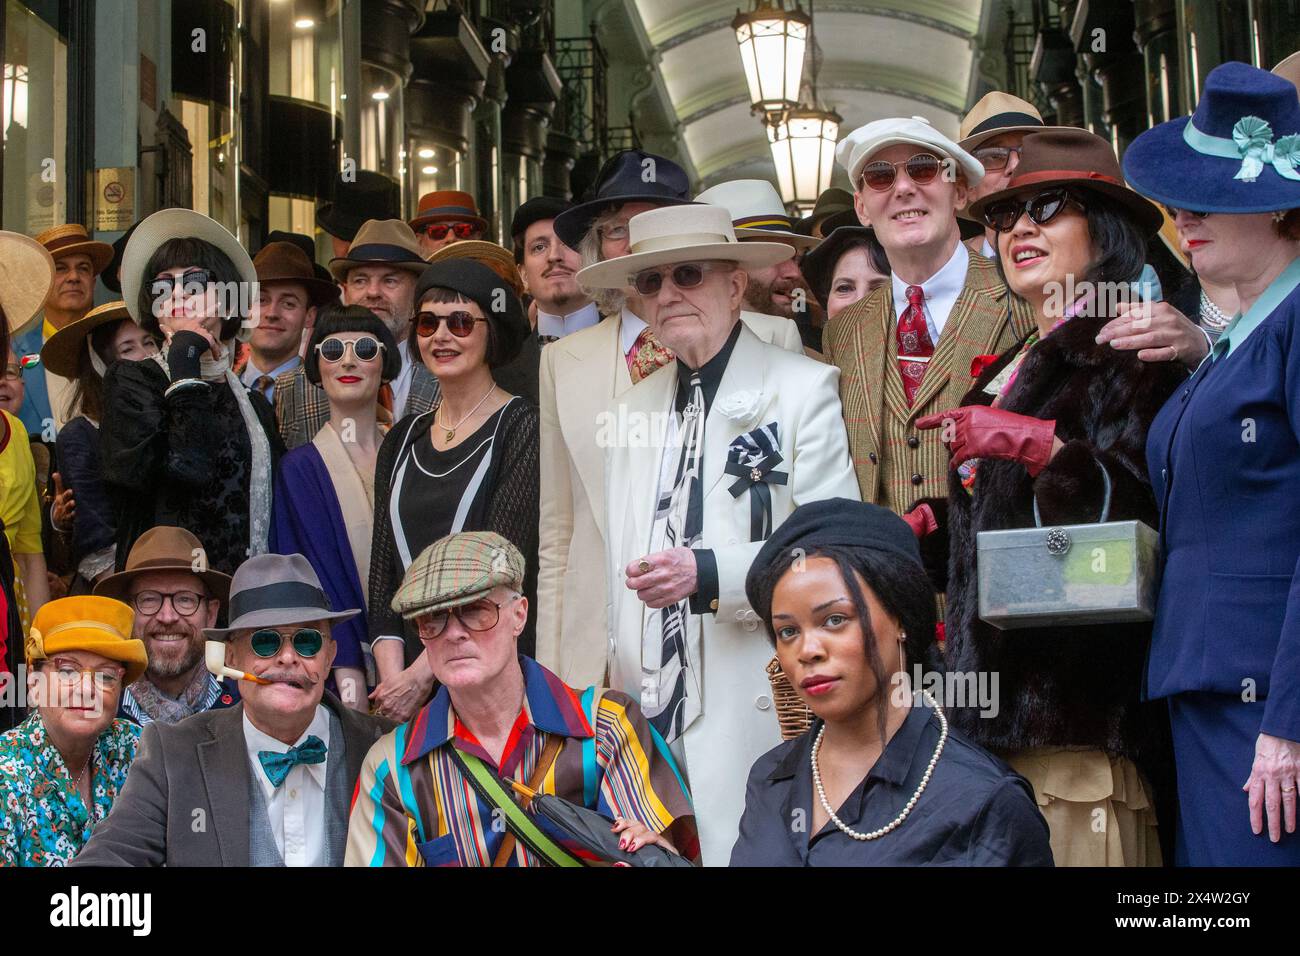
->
xmin=537 ymin=301 xmax=600 ymax=339
xmin=981 ymin=235 xmax=997 ymax=259
xmin=244 ymin=704 xmax=331 ymax=793
xmin=891 ymin=240 xmax=970 ymax=315
xmin=619 ymin=306 xmax=649 ymax=354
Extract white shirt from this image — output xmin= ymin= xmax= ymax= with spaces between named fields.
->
xmin=244 ymin=705 xmax=331 ymax=867
xmin=390 ymin=339 xmax=417 ymax=418
xmin=891 ymin=240 xmax=971 ymax=343
xmin=618 ymin=307 xmax=649 ymax=357
xmin=538 ymin=302 xmax=600 ymax=339
xmin=980 ymin=236 xmax=997 ymax=260
xmin=240 ymin=355 xmax=301 ymax=404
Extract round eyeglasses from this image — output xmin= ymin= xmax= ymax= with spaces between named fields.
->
xmin=248 ymin=628 xmax=325 ymax=658
xmin=316 ymin=335 xmax=385 ymax=363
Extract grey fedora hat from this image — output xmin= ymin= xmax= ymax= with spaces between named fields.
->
xmin=203 ymin=552 xmax=360 ymax=640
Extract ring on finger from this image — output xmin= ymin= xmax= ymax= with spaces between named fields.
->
xmin=1169 ymin=343 xmax=1179 ymax=360
xmin=1284 ymin=785 xmax=1296 ymax=794
xmin=638 ymin=559 xmax=652 ymax=573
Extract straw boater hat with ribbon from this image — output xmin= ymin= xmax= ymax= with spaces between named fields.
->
xmin=95 ymin=525 xmax=232 ymax=606
xmin=694 ymin=179 xmax=819 ymax=249
xmin=1272 ymin=50 xmax=1300 ymax=94
xmin=1123 ymin=61 xmax=1300 ymax=214
xmin=203 ymin=552 xmax=359 ymax=640
xmin=35 ymin=223 xmax=114 ymax=275
xmin=40 ymin=300 xmax=136 ymax=379
xmin=408 ymin=189 xmax=489 ymax=235
xmin=575 ymin=203 xmax=794 ymax=290
xmin=328 ymin=219 xmax=428 ymax=282
xmin=969 ymin=128 xmax=1163 ymax=237
xmin=26 ymin=595 xmax=148 ymax=686
xmin=957 ymin=91 xmax=1074 ymax=153
xmin=253 ymin=241 xmax=340 ymax=307
xmin=0 ymin=232 xmax=55 ymax=335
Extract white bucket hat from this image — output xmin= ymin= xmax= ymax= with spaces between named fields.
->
xmin=576 ymin=203 xmax=794 ymax=290
xmin=836 ymin=115 xmax=984 ymax=190
xmin=694 ymin=179 xmax=819 ymax=249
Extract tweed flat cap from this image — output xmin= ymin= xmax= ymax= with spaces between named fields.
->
xmin=391 ymin=531 xmax=525 ymax=620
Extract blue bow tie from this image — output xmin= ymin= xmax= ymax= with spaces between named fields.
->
xmin=258 ymin=735 xmax=327 ymax=787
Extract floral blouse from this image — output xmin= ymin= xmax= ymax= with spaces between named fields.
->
xmin=0 ymin=712 xmax=141 ymax=866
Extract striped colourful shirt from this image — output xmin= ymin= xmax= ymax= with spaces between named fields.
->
xmin=345 ymin=656 xmax=698 ymax=866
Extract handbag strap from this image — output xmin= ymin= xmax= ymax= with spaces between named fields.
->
xmin=489 ymin=734 xmax=563 ymax=867
xmin=1033 ymin=455 xmax=1112 ymax=528
xmin=451 ymin=740 xmax=580 ymax=868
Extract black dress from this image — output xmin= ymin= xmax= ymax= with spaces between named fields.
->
xmin=99 ymin=354 xmax=284 ymax=575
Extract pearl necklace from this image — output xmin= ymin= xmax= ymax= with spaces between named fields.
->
xmin=811 ymin=690 xmax=948 ymax=841
xmin=1199 ymin=289 xmax=1233 ymax=332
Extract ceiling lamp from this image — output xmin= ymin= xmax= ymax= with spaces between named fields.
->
xmin=732 ymin=0 xmax=810 ymax=113
xmin=767 ymin=106 xmax=840 ymax=212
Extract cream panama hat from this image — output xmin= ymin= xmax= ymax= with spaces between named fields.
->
xmin=0 ymin=231 xmax=55 ymax=335
xmin=694 ymin=179 xmax=819 ymax=249
xmin=120 ymin=208 xmax=259 ymax=339
xmin=575 ymin=203 xmax=794 ymax=290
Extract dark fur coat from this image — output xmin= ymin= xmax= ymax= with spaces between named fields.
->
xmin=933 ymin=313 xmax=1186 ymax=773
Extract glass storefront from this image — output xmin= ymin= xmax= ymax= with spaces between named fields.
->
xmin=2 ymin=0 xmax=66 ymax=233
xmin=407 ymin=139 xmax=464 ymax=201
xmin=360 ymin=62 xmax=403 ymax=193
xmin=173 ymin=0 xmax=240 ymax=231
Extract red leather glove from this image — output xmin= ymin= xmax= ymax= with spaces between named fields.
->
xmin=901 ymin=503 xmax=938 ymax=538
xmin=915 ymin=406 xmax=1057 ymax=476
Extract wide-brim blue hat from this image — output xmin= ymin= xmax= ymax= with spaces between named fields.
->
xmin=1123 ymin=61 xmax=1300 ymax=213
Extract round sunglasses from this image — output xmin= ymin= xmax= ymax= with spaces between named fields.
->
xmin=982 ymin=188 xmax=1086 ymax=233
xmin=315 ymin=335 xmax=386 ymax=363
xmin=630 ymin=262 xmax=730 ymax=297
xmin=858 ymin=153 xmax=943 ymax=192
xmin=423 ymin=222 xmax=477 ymax=241
xmin=249 ymin=627 xmax=324 ymax=658
xmin=415 ymin=310 xmax=486 ymax=338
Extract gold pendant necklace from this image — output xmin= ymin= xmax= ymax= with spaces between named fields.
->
xmin=436 ymin=383 xmax=498 ymax=442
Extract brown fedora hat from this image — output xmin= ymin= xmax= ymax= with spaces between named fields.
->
xmin=253 ymin=241 xmax=340 ymax=307
xmin=94 ymin=525 xmax=233 ymax=605
xmin=968 ymin=128 xmax=1163 ymax=237
xmin=35 ymin=223 xmax=114 ymax=276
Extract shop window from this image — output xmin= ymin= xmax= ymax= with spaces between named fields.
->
xmin=2 ymin=0 xmax=67 ymax=233
xmin=360 ymin=62 xmax=403 ymax=191
xmin=408 ymin=140 xmax=463 ymax=202
xmin=268 ymin=0 xmax=342 ymax=110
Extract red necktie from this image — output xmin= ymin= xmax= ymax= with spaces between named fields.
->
xmin=897 ymin=284 xmax=934 ymax=405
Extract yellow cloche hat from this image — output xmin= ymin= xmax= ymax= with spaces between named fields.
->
xmin=25 ymin=596 xmax=147 ymax=686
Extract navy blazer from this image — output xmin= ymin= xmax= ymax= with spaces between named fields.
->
xmin=1146 ymin=272 xmax=1300 ymax=741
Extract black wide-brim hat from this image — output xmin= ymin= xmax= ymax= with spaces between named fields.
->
xmin=1124 ymin=60 xmax=1300 ymax=214
xmin=317 ymin=171 xmax=403 ymax=242
xmin=553 ymin=149 xmax=694 ymax=250
xmin=969 ymin=129 xmax=1163 ymax=237
xmin=414 ymin=258 xmax=530 ymax=368
xmin=799 ymin=225 xmax=880 ymax=308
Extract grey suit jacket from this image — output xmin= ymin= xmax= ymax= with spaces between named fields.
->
xmin=275 ymin=362 xmax=441 ymax=450
xmin=72 ymin=693 xmax=394 ymax=867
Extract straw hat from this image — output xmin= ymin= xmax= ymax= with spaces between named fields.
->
xmin=575 ymin=204 xmax=794 ymax=289
xmin=40 ymin=300 xmax=134 ymax=379
xmin=426 ymin=239 xmax=525 ymax=296
xmin=35 ymin=223 xmax=114 ymax=275
xmin=119 ymin=207 xmax=259 ymax=333
xmin=0 ymin=232 xmax=55 ymax=335
xmin=25 ymin=595 xmax=147 ymax=686
xmin=695 ymin=179 xmax=819 ymax=249
xmin=957 ymin=91 xmax=1075 ymax=153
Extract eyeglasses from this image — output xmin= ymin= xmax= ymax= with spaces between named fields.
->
xmin=972 ymin=145 xmax=1021 ymax=172
xmin=2 ymin=364 xmax=21 ymax=382
xmin=316 ymin=335 xmax=386 ymax=363
xmin=858 ymin=153 xmax=943 ymax=192
xmin=598 ymin=223 xmax=630 ymax=242
xmin=1162 ymin=204 xmax=1211 ymax=220
xmin=415 ymin=310 xmax=486 ymax=338
xmin=248 ymin=627 xmax=324 ymax=658
xmin=423 ymin=222 xmax=477 ymax=241
xmin=982 ymin=188 xmax=1086 ymax=233
xmin=133 ymin=589 xmax=205 ymax=616
xmin=45 ymin=657 xmax=125 ymax=690
xmin=419 ymin=596 xmax=517 ymax=639
xmin=151 ymin=269 xmax=215 ymax=297
xmin=630 ymin=262 xmax=731 ymax=297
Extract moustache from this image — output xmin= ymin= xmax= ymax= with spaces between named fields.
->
xmin=257 ymin=668 xmax=320 ymax=688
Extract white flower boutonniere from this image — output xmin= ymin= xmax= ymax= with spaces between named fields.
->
xmin=715 ymin=389 xmax=765 ymax=427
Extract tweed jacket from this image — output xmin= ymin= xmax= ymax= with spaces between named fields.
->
xmin=822 ymin=250 xmax=1035 ymax=514
xmin=275 ymin=362 xmax=440 ymax=451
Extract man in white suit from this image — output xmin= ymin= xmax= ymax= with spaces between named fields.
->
xmin=537 ymin=153 xmax=802 ymax=690
xmin=579 ymin=203 xmax=860 ymax=865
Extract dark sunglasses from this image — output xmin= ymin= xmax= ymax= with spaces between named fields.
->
xmin=415 ymin=310 xmax=486 ymax=338
xmin=858 ymin=153 xmax=943 ymax=192
xmin=631 ymin=262 xmax=729 ymax=297
xmin=316 ymin=335 xmax=385 ymax=363
xmin=1162 ymin=203 xmax=1210 ymax=220
xmin=424 ymin=222 xmax=477 ymax=241
xmin=151 ymin=269 xmax=215 ymax=297
xmin=982 ymin=188 xmax=1086 ymax=233
xmin=249 ymin=627 xmax=324 ymax=658
xmin=420 ymin=596 xmax=515 ymax=639
xmin=973 ymin=145 xmax=1021 ymax=172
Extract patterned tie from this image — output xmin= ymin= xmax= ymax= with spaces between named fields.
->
xmin=258 ymin=735 xmax=327 ymax=787
xmin=253 ymin=375 xmax=275 ymax=401
xmin=897 ymin=284 xmax=935 ymax=405
xmin=629 ymin=327 xmax=675 ymax=384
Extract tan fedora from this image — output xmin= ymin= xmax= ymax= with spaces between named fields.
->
xmin=0 ymin=232 xmax=55 ymax=336
xmin=576 ymin=203 xmax=794 ymax=290
xmin=957 ymin=91 xmax=1074 ymax=153
xmin=40 ymin=300 xmax=135 ymax=379
xmin=328 ymin=218 xmax=427 ymax=282
xmin=35 ymin=223 xmax=114 ymax=275
xmin=426 ymin=239 xmax=525 ymax=296
xmin=94 ymin=525 xmax=233 ymax=606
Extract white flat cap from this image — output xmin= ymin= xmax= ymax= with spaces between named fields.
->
xmin=836 ymin=115 xmax=984 ymax=190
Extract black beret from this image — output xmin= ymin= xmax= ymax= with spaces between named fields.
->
xmin=414 ymin=259 xmax=530 ymax=366
xmin=745 ymin=498 xmax=923 ymax=617
xmin=510 ymin=196 xmax=574 ymax=243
